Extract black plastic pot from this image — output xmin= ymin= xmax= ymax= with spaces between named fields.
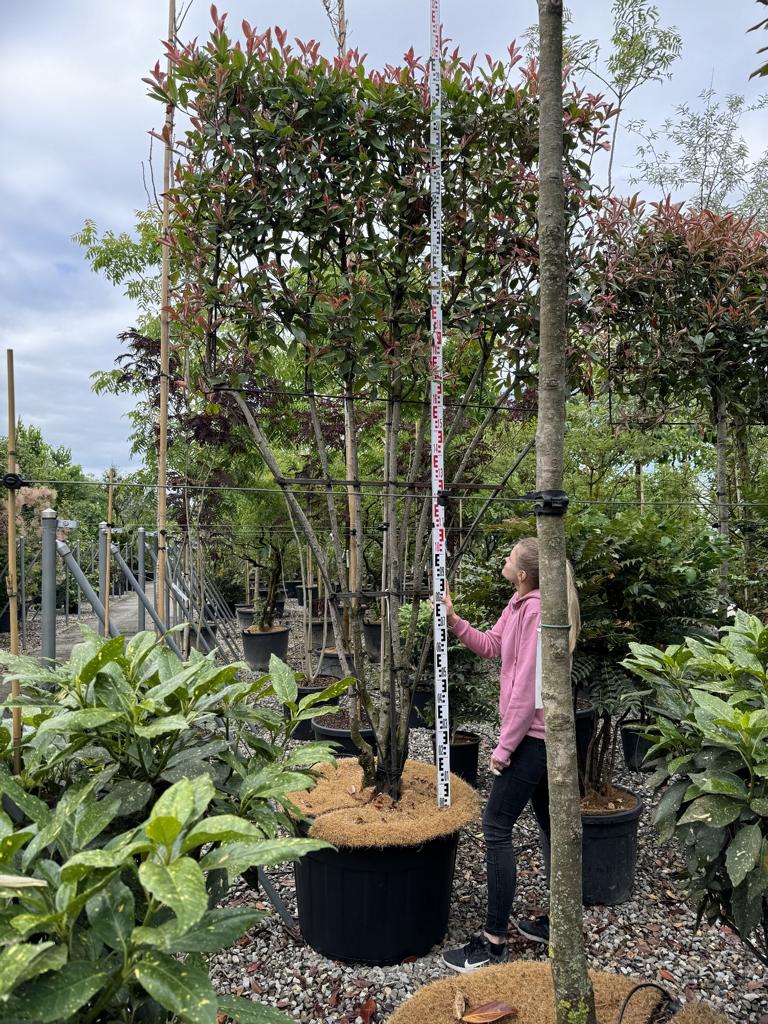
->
xmin=621 ymin=722 xmax=655 ymax=772
xmin=362 ymin=620 xmax=382 ymax=662
xmin=409 ymin=687 xmax=431 ymax=727
xmin=431 ymin=730 xmax=480 ymax=787
xmin=236 ymin=605 xmax=255 ymax=631
xmin=283 ymin=580 xmax=300 ymax=600
xmin=308 ymin=620 xmax=336 ymax=650
xmin=540 ymin=790 xmax=643 ymax=906
xmin=242 ymin=626 xmax=290 ymax=673
xmin=190 ymin=621 xmax=217 ymax=654
xmin=312 ymin=717 xmax=375 ymax=757
xmin=575 ymin=704 xmax=596 ymax=780
xmin=294 ymin=830 xmax=460 ymax=964
xmin=0 ymin=606 xmax=19 ymax=633
xmin=314 ymin=648 xmax=350 ymax=680
xmin=283 ymin=683 xmax=342 ymax=740
xmin=297 ymin=584 xmax=319 ymax=608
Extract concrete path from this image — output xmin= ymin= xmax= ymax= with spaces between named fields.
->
xmin=29 ymin=591 xmax=147 ymax=663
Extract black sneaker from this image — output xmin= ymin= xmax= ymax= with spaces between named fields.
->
xmin=442 ymin=933 xmax=507 ymax=973
xmin=516 ymin=915 xmax=550 ymax=944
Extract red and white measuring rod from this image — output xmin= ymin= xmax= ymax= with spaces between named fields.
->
xmin=429 ymin=0 xmax=451 ymax=809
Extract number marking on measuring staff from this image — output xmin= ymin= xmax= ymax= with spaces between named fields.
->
xmin=429 ymin=0 xmax=451 ymax=809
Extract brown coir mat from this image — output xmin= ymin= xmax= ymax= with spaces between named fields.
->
xmin=671 ymin=1006 xmax=729 ymax=1024
xmin=388 ymin=962 xmax=663 ymax=1024
xmin=289 ymin=758 xmax=480 ymax=848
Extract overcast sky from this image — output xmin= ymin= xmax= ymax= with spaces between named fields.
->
xmin=0 ymin=1 xmax=765 ymax=475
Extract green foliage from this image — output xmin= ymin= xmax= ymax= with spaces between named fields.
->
xmin=0 ymin=772 xmax=325 ymax=1022
xmin=0 ymin=643 xmax=342 ymax=1022
xmin=622 ymin=611 xmax=768 ymax=965
xmin=0 ymin=637 xmax=340 ymax=821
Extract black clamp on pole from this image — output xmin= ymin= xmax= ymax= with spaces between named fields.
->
xmin=2 ymin=473 xmax=28 ymax=491
xmin=436 ymin=490 xmax=448 ymax=507
xmin=526 ymin=490 xmax=569 ymax=517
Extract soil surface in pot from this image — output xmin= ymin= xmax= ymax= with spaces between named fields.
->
xmin=289 ymin=758 xmax=480 ymax=848
xmin=451 ymin=731 xmax=478 ymax=746
xmin=243 ymin=624 xmax=286 ymax=634
xmin=296 ymin=675 xmax=342 ymax=689
xmin=313 ymin=708 xmax=372 ymax=731
xmin=389 ymin=961 xmax=663 ymax=1024
xmin=581 ymin=784 xmax=640 ymax=815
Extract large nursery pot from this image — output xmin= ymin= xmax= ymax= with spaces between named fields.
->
xmin=621 ymin=721 xmax=655 ymax=772
xmin=289 ymin=759 xmax=480 ymax=965
xmin=283 ymin=677 xmax=342 ymax=740
xmin=312 ymin=707 xmax=373 ymax=757
xmin=283 ymin=579 xmax=300 ymax=600
xmin=296 ymin=583 xmax=319 ymax=608
xmin=236 ymin=605 xmax=254 ymax=630
xmin=362 ymin=619 xmax=382 ymax=662
xmin=309 ymin=619 xmax=336 ymax=650
xmin=541 ymin=788 xmax=643 ymax=906
xmin=190 ymin=621 xmax=217 ymax=654
xmin=313 ymin=646 xmax=350 ymax=680
xmin=241 ymin=625 xmax=290 ymax=672
xmin=431 ymin=730 xmax=481 ymax=788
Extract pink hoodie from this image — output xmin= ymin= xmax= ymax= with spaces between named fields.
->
xmin=450 ymin=589 xmax=543 ymax=765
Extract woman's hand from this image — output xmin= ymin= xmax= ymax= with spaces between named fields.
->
xmin=431 ymin=583 xmax=457 ymax=625
xmin=490 ymin=755 xmax=507 ymax=776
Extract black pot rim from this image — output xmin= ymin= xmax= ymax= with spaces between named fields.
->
xmin=313 ymin=722 xmax=374 ymax=739
xmin=581 ymin=789 xmax=644 ymax=825
xmin=241 ymin=625 xmax=289 ymax=637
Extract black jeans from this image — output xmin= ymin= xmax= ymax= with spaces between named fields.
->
xmin=482 ymin=735 xmax=550 ymax=936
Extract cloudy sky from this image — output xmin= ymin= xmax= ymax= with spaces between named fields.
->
xmin=0 ymin=1 xmax=765 ymax=475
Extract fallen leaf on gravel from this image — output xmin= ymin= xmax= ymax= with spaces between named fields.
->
xmin=401 ymin=955 xmax=417 ymax=963
xmin=454 ymin=990 xmax=468 ymax=1020
xmin=462 ymin=1000 xmax=518 ymax=1022
xmin=246 ymin=963 xmax=260 ymax=974
xmin=659 ymin=970 xmax=676 ymax=982
xmin=329 ymin=988 xmax=340 ymax=1008
xmin=357 ymin=997 xmax=376 ymax=1024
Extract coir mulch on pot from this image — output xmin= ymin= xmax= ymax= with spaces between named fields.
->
xmin=289 ymin=758 xmax=480 ymax=848
xmin=388 ymin=962 xmax=661 ymax=1024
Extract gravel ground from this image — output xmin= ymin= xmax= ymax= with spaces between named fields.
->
xmin=4 ymin=601 xmax=766 ymax=1022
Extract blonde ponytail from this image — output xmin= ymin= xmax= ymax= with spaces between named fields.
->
xmin=566 ymin=559 xmax=581 ymax=654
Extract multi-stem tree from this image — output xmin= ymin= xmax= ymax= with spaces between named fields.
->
xmin=144 ymin=11 xmax=612 ymax=797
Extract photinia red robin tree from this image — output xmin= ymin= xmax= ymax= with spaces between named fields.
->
xmin=144 ymin=7 xmax=612 ymax=797
xmin=593 ymin=199 xmax=768 ymax=612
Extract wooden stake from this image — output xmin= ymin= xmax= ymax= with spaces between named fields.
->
xmin=104 ymin=469 xmax=114 ymax=634
xmin=156 ymin=0 xmax=176 ymax=632
xmin=5 ymin=350 xmax=21 ymax=773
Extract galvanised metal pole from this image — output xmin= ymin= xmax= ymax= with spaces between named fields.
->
xmin=57 ymin=541 xmax=119 ymax=638
xmin=98 ymin=522 xmax=107 ymax=637
xmin=75 ymin=540 xmax=81 ymax=622
xmin=19 ymin=537 xmax=26 ymax=652
xmin=40 ymin=508 xmax=58 ymax=664
xmin=137 ymin=528 xmax=146 ymax=631
xmin=64 ymin=557 xmax=69 ymax=624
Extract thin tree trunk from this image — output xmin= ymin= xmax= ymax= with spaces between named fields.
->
xmin=714 ymin=384 xmax=730 ymax=617
xmin=734 ymin=420 xmax=752 ymax=609
xmin=537 ymin=3 xmax=596 ymax=1022
xmin=634 ymin=462 xmax=644 ymax=509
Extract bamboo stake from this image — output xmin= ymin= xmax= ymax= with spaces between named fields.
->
xmin=6 ymin=350 xmax=21 ymax=774
xmin=104 ymin=469 xmax=114 ymax=634
xmin=156 ymin=0 xmax=176 ymax=632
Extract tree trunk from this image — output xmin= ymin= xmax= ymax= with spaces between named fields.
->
xmin=714 ymin=385 xmax=730 ymax=618
xmin=537 ymin=4 xmax=596 ymax=1023
xmin=733 ymin=419 xmax=752 ymax=609
xmin=634 ymin=462 xmax=644 ymax=509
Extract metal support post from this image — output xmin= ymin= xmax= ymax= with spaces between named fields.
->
xmin=137 ymin=528 xmax=146 ymax=631
xmin=57 ymin=542 xmax=119 ymax=638
xmin=41 ymin=508 xmax=58 ymax=664
xmin=64 ymin=558 xmax=69 ymax=624
xmin=111 ymin=544 xmax=181 ymax=658
xmin=75 ymin=540 xmax=81 ymax=622
xmin=98 ymin=522 xmax=107 ymax=637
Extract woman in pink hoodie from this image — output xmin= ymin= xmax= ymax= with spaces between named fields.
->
xmin=442 ymin=537 xmax=580 ymax=973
